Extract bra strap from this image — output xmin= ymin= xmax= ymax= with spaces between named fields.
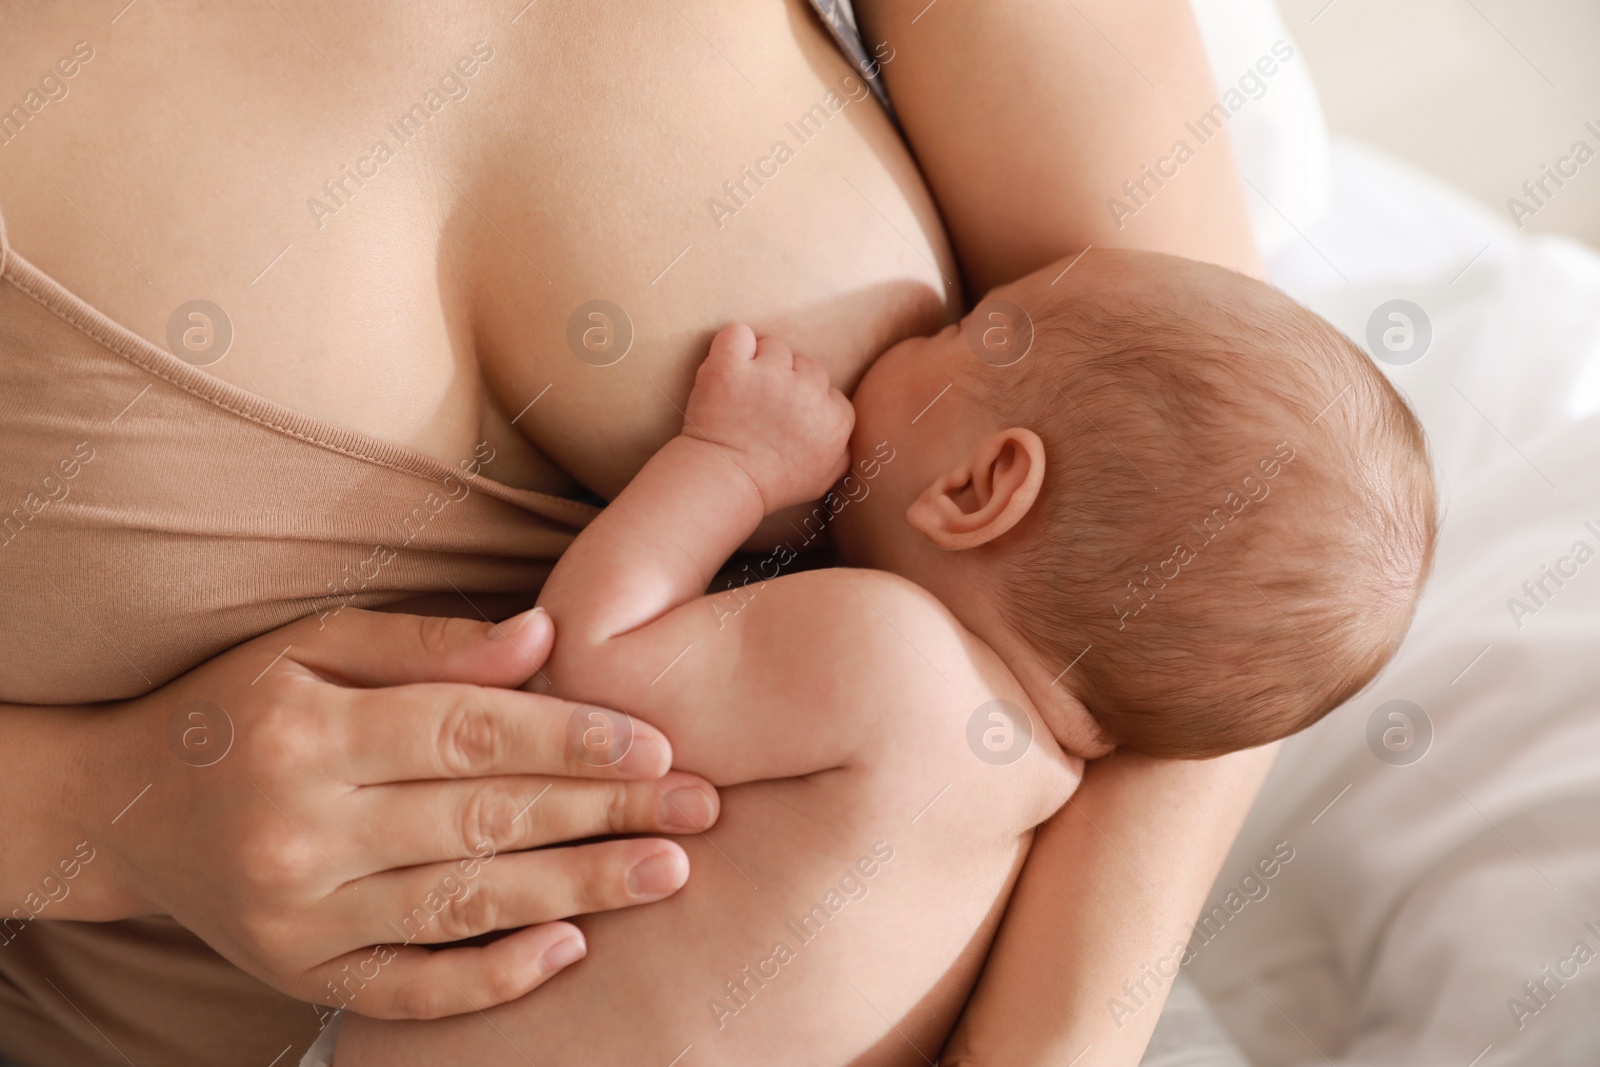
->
xmin=806 ymin=0 xmax=896 ymax=117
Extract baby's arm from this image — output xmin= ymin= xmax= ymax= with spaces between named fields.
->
xmin=535 ymin=323 xmax=848 ymax=644
xmin=532 ymin=324 xmax=857 ymax=778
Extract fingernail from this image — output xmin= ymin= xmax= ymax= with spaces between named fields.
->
xmin=494 ymin=606 xmax=546 ymax=640
xmin=626 ymin=850 xmax=688 ymax=898
xmin=537 ymin=934 xmax=586 ymax=975
xmin=623 ymin=734 xmax=671 ymax=776
xmin=658 ymin=787 xmax=714 ymax=831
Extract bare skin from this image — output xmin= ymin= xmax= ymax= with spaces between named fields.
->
xmin=343 ymin=323 xmax=1083 ymax=1064
xmin=1 ymin=0 xmax=1275 ymax=1059
xmin=341 ymin=248 xmax=1294 ymax=1063
xmin=0 ymin=0 xmax=951 ymax=498
xmin=0 ymin=0 xmax=948 ymax=1022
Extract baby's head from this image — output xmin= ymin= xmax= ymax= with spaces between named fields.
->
xmin=831 ymin=249 xmax=1437 ymax=759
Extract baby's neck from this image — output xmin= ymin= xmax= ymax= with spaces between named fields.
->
xmin=877 ymin=556 xmax=1106 ymax=759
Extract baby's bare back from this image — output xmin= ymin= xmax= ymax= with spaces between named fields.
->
xmin=340 ymin=569 xmax=1075 ymax=1065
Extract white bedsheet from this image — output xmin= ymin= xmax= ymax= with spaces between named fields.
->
xmin=1154 ymin=3 xmax=1600 ymax=1061
xmin=1172 ymin=133 xmax=1600 ymax=1067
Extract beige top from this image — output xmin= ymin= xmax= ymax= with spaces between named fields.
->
xmin=0 ymin=205 xmax=597 ymax=1066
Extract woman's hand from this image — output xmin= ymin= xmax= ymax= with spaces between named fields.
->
xmin=87 ymin=606 xmax=719 ymax=1019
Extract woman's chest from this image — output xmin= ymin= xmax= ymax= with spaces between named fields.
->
xmin=454 ymin=0 xmax=958 ymax=497
xmin=0 ymin=0 xmax=957 ymax=495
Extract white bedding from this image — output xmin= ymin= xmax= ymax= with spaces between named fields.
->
xmin=1161 ymin=6 xmax=1600 ymax=1065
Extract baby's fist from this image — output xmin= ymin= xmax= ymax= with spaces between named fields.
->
xmin=683 ymin=324 xmax=855 ymax=513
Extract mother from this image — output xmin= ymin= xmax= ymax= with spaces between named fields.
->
xmin=0 ymin=1 xmax=1270 ymax=1064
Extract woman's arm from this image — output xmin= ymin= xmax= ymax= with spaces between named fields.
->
xmin=941 ymin=748 xmax=1276 ymax=1064
xmin=852 ymin=1 xmax=1273 ymax=1060
xmin=856 ymin=0 xmax=1264 ymax=288
xmin=0 ymin=704 xmax=129 ymax=921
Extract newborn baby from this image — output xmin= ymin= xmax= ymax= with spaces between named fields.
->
xmin=339 ymin=249 xmax=1435 ymax=1066
xmin=834 ymin=248 xmax=1437 ymax=759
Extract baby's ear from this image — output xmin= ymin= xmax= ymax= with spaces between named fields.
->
xmin=905 ymin=427 xmax=1045 ymax=551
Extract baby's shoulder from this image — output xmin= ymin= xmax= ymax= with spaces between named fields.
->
xmin=731 ymin=566 xmax=993 ymax=693
xmin=760 ymin=566 xmax=958 ymax=634
xmin=729 ymin=568 xmax=1074 ymax=825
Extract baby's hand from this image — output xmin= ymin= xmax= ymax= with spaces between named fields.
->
xmin=683 ymin=324 xmax=855 ymax=513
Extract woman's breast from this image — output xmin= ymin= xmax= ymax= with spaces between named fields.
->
xmin=0 ymin=0 xmax=956 ymax=499
xmin=455 ymin=0 xmax=960 ymax=499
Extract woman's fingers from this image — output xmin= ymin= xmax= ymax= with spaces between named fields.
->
xmin=333 ymin=839 xmax=690 ymax=951
xmin=114 ymin=602 xmax=718 ymax=1014
xmin=331 ymin=682 xmax=673 ymax=785
xmin=349 ymin=771 xmax=719 ymax=874
xmin=285 ymin=606 xmax=554 ymax=690
xmin=310 ymin=921 xmax=588 ymax=1020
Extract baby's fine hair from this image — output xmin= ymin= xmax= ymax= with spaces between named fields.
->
xmin=978 ymin=251 xmax=1437 ymax=758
